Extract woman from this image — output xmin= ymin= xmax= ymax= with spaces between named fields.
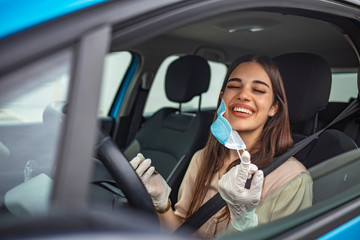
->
xmin=131 ymin=55 xmax=313 ymax=239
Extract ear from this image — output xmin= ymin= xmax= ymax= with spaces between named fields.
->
xmin=269 ymin=103 xmax=278 ymax=117
xmin=220 ymin=91 xmax=224 ymax=99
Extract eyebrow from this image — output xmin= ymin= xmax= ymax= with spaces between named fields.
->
xmin=253 ymin=80 xmax=270 ymax=89
xmin=227 ymin=78 xmax=270 ymax=89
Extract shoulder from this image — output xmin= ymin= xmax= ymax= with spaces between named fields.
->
xmin=272 ymin=156 xmax=307 ymax=176
xmin=189 ymin=148 xmax=206 ymax=168
xmin=281 ymin=157 xmax=307 ymax=171
xmin=182 ymin=148 xmax=206 ymax=180
xmin=262 ymin=157 xmax=309 ymax=197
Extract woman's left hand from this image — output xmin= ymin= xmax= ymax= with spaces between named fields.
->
xmin=218 ymin=151 xmax=264 ymax=231
xmin=130 ymin=153 xmax=171 ymax=208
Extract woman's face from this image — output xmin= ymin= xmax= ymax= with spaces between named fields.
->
xmin=222 ymin=62 xmax=277 ymax=139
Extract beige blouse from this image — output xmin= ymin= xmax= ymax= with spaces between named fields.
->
xmin=174 ymin=149 xmax=313 ymax=239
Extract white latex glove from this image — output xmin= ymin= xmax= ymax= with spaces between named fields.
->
xmin=130 ymin=153 xmax=171 ymax=207
xmin=218 ymin=151 xmax=264 ymax=231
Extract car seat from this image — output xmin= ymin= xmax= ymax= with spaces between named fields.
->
xmin=273 ymin=53 xmax=357 ymax=169
xmin=318 ymin=99 xmax=360 ymax=145
xmin=124 ymin=55 xmax=214 ymax=203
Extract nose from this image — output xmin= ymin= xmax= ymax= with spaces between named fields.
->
xmin=237 ymin=86 xmax=251 ymax=101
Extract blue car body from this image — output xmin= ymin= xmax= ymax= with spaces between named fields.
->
xmin=0 ymin=0 xmax=107 ymax=39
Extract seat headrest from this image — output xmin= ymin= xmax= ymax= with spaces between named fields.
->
xmin=273 ymin=53 xmax=331 ymax=124
xmin=165 ymin=55 xmax=210 ymax=103
xmin=42 ymin=101 xmax=67 ymax=126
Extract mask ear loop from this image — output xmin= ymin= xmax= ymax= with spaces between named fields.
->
xmin=230 ymin=132 xmax=244 ymax=163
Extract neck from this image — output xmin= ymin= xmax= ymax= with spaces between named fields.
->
xmin=237 ymin=127 xmax=263 ymax=152
xmin=222 ymin=127 xmax=263 ymax=172
xmin=228 ymin=149 xmax=241 ymax=160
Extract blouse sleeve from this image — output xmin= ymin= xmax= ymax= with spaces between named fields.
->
xmin=173 ymin=150 xmax=203 ymax=221
xmin=256 ymin=172 xmax=313 ymax=224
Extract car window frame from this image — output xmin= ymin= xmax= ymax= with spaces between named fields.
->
xmin=50 ymin=25 xmax=111 ymax=207
xmin=109 ymin=53 xmax=140 ymax=118
xmin=99 ymin=51 xmax=134 ymax=117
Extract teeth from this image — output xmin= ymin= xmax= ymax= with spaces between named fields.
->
xmin=233 ymin=107 xmax=253 ymax=114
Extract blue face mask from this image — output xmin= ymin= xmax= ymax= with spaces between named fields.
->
xmin=211 ymin=99 xmax=246 ymax=151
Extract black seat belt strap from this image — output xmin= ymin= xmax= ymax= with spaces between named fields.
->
xmin=126 ymin=88 xmax=148 ymax=145
xmin=175 ymin=99 xmax=359 ymax=235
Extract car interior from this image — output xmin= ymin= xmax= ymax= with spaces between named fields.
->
xmin=103 ymin=9 xmax=360 ymax=211
xmin=1 ymin=4 xmax=360 ymax=238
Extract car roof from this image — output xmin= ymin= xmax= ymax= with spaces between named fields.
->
xmin=127 ymin=8 xmax=359 ymax=70
xmin=0 ymin=0 xmax=107 ymax=39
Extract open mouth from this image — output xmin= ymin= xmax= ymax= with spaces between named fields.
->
xmin=233 ymin=107 xmax=253 ymax=115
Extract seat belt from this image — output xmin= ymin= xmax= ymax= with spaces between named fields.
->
xmin=126 ymin=72 xmax=153 ymax=146
xmin=175 ymin=98 xmax=360 ymax=235
xmin=126 ymin=88 xmax=148 ymax=145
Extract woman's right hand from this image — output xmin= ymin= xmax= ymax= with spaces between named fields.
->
xmin=218 ymin=151 xmax=264 ymax=231
xmin=130 ymin=153 xmax=171 ymax=208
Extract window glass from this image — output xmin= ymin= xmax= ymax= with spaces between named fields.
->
xmin=0 ymin=51 xmax=132 ymax=122
xmin=98 ymin=51 xmax=132 ymax=116
xmin=0 ymin=64 xmax=69 ymax=124
xmin=144 ymin=55 xmax=227 ymax=116
xmin=329 ymin=72 xmax=358 ymax=102
xmin=0 ymin=49 xmax=72 ymax=220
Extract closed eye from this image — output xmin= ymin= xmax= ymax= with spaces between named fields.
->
xmin=254 ymin=88 xmax=266 ymax=94
xmin=226 ymin=84 xmax=240 ymax=89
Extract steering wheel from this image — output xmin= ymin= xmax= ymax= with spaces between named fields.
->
xmin=96 ymin=131 xmax=158 ymax=217
xmin=43 ymin=101 xmax=159 ymax=224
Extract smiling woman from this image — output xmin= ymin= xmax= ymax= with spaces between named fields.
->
xmin=180 ymin=55 xmax=310 ymax=238
xmin=128 ymin=55 xmax=312 ymax=239
xmin=219 ymin=55 xmax=292 ymax=166
xmin=223 ymin=61 xmax=277 ymax=142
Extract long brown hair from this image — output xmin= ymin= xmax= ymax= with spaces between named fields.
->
xmin=185 ymin=55 xmax=293 ymax=220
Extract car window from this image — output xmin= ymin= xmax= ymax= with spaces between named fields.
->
xmin=0 ymin=49 xmax=72 ymax=220
xmin=0 ymin=62 xmax=70 ymax=125
xmin=329 ymin=72 xmax=358 ymax=102
xmin=143 ymin=55 xmax=227 ymax=116
xmin=99 ymin=51 xmax=132 ymax=116
xmin=0 ymin=51 xmax=132 ymax=121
